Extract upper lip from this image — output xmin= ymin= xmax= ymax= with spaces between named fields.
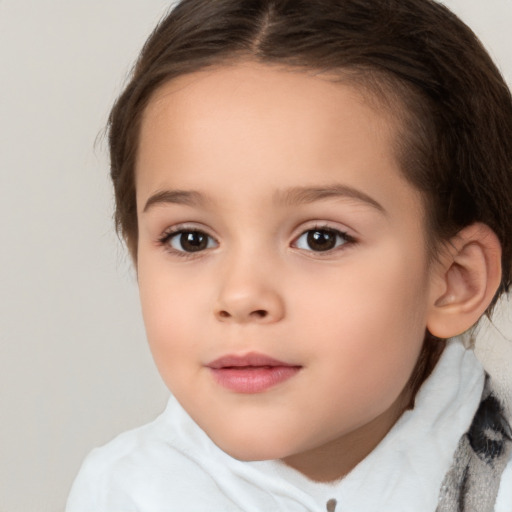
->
xmin=206 ymin=352 xmax=298 ymax=369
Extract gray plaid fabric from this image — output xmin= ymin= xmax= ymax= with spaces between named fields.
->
xmin=437 ymin=376 xmax=512 ymax=512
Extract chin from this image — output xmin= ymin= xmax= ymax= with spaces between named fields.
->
xmin=212 ymin=434 xmax=292 ymax=462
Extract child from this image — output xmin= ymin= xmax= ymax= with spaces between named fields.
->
xmin=66 ymin=0 xmax=512 ymax=510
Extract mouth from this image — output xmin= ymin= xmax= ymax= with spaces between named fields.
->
xmin=206 ymin=352 xmax=302 ymax=393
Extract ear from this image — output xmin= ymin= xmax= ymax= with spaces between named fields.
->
xmin=427 ymin=223 xmax=502 ymax=339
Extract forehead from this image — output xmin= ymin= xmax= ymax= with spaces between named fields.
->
xmin=136 ymin=62 xmax=422 ymax=221
xmin=141 ymin=63 xmax=396 ymax=140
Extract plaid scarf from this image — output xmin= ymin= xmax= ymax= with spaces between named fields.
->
xmin=437 ymin=376 xmax=512 ymax=512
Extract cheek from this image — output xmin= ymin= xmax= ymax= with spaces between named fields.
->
xmin=137 ymin=260 xmax=206 ymax=382
xmin=293 ymin=245 xmax=430 ymax=394
xmin=295 ymin=244 xmax=429 ymax=332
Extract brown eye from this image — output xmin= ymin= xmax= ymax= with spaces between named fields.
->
xmin=168 ymin=230 xmax=215 ymax=252
xmin=295 ymin=228 xmax=350 ymax=252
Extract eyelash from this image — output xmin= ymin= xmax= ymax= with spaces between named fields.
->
xmin=157 ymin=226 xmax=218 ymax=259
xmin=292 ymin=225 xmax=356 ymax=254
xmin=157 ymin=224 xmax=356 ymax=258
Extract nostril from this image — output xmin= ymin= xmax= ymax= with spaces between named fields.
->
xmin=216 ymin=308 xmax=272 ymax=321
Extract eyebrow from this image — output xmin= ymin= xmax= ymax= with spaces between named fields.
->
xmin=274 ymin=184 xmax=386 ymax=213
xmin=143 ymin=189 xmax=205 ymax=212
xmin=142 ymin=183 xmax=386 ymax=214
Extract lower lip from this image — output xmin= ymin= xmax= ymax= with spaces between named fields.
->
xmin=209 ymin=366 xmax=301 ymax=393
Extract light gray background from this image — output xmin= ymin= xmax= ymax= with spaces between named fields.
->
xmin=1 ymin=1 xmax=511 ymax=511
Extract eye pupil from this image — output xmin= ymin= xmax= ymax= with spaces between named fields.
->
xmin=180 ymin=231 xmax=208 ymax=252
xmin=307 ymin=230 xmax=337 ymax=251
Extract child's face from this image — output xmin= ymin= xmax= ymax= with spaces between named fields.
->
xmin=135 ymin=62 xmax=438 ymax=479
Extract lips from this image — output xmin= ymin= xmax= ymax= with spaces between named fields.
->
xmin=206 ymin=352 xmax=301 ymax=393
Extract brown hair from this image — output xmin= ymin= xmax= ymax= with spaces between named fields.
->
xmin=109 ymin=0 xmax=512 ymax=310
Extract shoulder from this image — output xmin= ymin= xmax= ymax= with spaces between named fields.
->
xmin=65 ymin=402 xmax=236 ymax=512
xmin=65 ymin=419 xmax=169 ymax=512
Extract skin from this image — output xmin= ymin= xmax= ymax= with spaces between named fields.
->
xmin=135 ymin=62 xmax=443 ymax=482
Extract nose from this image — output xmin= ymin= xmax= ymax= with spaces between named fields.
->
xmin=214 ymin=258 xmax=285 ymax=324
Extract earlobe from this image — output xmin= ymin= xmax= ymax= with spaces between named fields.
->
xmin=427 ymin=223 xmax=502 ymax=339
